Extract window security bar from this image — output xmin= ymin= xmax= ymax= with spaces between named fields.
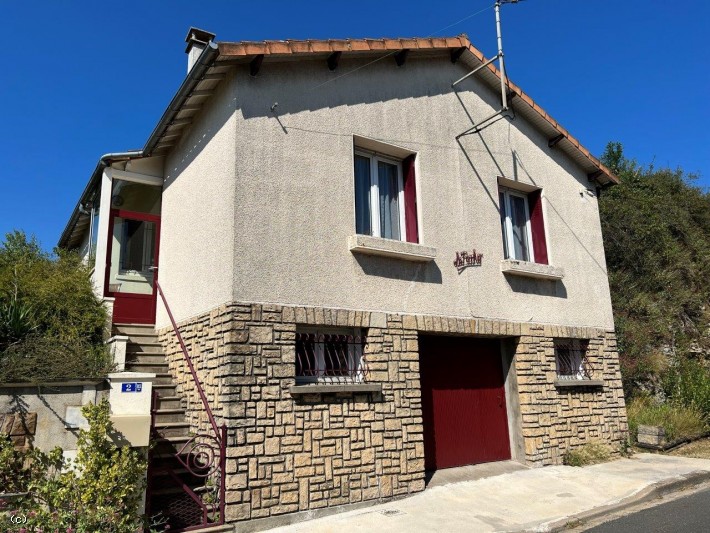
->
xmin=555 ymin=340 xmax=597 ymax=381
xmin=296 ymin=333 xmax=367 ymax=383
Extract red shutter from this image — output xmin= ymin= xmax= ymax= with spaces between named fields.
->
xmin=403 ymin=155 xmax=419 ymax=243
xmin=528 ymin=189 xmax=548 ymax=264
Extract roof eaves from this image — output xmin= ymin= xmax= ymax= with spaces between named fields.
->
xmin=57 ymin=151 xmax=143 ymax=249
xmin=458 ymin=37 xmax=619 ymax=185
xmin=58 ymin=42 xmax=221 ymax=249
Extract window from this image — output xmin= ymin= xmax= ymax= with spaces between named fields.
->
xmin=555 ymin=339 xmax=592 ymax=380
xmin=295 ymin=328 xmax=366 ymax=383
xmin=119 ymin=219 xmax=156 ymax=273
xmin=354 ymin=150 xmax=419 ymax=243
xmin=499 ymin=186 xmax=548 ymax=264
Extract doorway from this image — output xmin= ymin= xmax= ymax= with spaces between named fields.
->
xmin=105 ymin=209 xmax=160 ymax=324
xmin=419 ymin=335 xmax=511 ymax=470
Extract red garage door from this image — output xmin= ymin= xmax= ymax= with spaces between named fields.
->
xmin=419 ymin=336 xmax=511 ymax=470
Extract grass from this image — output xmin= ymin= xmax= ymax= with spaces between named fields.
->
xmin=563 ymin=441 xmax=612 ymax=467
xmin=669 ymin=438 xmax=710 ymax=460
xmin=626 ymin=395 xmax=707 ymax=443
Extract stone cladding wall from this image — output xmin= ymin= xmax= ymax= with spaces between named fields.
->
xmin=0 ymin=411 xmax=37 ymax=449
xmin=158 ymin=303 xmax=628 ymax=524
xmin=513 ymin=327 xmax=628 ymax=465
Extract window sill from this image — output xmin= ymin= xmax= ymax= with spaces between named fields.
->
xmin=554 ymin=379 xmax=604 ymax=388
xmin=348 ymin=235 xmax=436 ymax=262
xmin=290 ymin=383 xmax=382 ymax=395
xmin=501 ymin=260 xmax=564 ymax=281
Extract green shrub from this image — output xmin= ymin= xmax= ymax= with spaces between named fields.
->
xmin=0 ymin=335 xmax=112 ymax=382
xmin=1 ymin=399 xmax=147 ymax=532
xmin=563 ymin=441 xmax=612 ymax=467
xmin=627 ymin=395 xmax=707 ymax=442
xmin=600 ymin=143 xmax=710 ymax=394
xmin=662 ymin=359 xmax=710 ymax=421
xmin=0 ymin=231 xmax=111 ymax=382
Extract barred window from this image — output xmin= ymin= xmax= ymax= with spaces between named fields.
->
xmin=554 ymin=339 xmax=592 ymax=380
xmin=295 ymin=328 xmax=366 ymax=383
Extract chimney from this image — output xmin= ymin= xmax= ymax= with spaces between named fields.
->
xmin=185 ymin=27 xmax=216 ymax=73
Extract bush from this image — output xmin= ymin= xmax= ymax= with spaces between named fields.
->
xmin=563 ymin=441 xmax=612 ymax=467
xmin=0 ymin=231 xmax=111 ymax=382
xmin=600 ymin=143 xmax=710 ymax=394
xmin=627 ymin=395 xmax=707 ymax=443
xmin=662 ymin=359 xmax=710 ymax=421
xmin=1 ymin=399 xmax=147 ymax=532
xmin=0 ymin=335 xmax=113 ymax=383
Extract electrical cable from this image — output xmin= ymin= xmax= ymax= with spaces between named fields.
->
xmin=283 ymin=3 xmax=496 ymax=97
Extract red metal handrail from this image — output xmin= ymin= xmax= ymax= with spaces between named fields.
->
xmin=155 ymin=281 xmax=227 ymax=529
xmin=156 ymin=281 xmax=220 ymax=437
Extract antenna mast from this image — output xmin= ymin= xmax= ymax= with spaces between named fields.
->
xmin=453 ymin=0 xmax=522 ymax=136
xmin=495 ymin=0 xmax=509 ymax=110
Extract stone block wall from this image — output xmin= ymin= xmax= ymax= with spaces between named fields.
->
xmin=513 ymin=327 xmax=628 ymax=465
xmin=158 ymin=303 xmax=628 ymax=524
xmin=0 ymin=412 xmax=37 ymax=449
xmin=159 ymin=304 xmax=425 ymax=523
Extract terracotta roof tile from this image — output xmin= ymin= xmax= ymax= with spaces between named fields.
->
xmin=215 ymin=35 xmax=618 ymax=184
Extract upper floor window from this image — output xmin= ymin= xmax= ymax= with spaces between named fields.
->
xmin=354 ymin=146 xmax=419 ymax=243
xmin=499 ymin=185 xmax=548 ymax=264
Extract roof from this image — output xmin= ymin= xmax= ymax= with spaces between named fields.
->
xmin=59 ymin=33 xmax=617 ymax=249
xmin=213 ymin=35 xmax=618 ymax=185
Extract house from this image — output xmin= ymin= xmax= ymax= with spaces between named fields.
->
xmin=59 ymin=27 xmax=629 ymax=531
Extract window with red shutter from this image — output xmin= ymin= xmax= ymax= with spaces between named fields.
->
xmin=353 ymin=148 xmax=419 ymax=244
xmin=499 ymin=186 xmax=548 ymax=264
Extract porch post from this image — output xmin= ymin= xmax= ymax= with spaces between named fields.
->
xmin=92 ymin=167 xmax=113 ymax=301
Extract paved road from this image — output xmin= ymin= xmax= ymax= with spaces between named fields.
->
xmin=585 ymin=487 xmax=710 ymax=533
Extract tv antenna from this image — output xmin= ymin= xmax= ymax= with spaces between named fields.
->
xmin=453 ymin=0 xmax=524 ymax=137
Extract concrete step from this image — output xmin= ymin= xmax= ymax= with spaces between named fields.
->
xmin=121 ymin=331 xmax=159 ymax=343
xmin=154 ymin=421 xmax=190 ymax=438
xmin=127 ymin=342 xmax=163 ymax=354
xmin=153 ymin=434 xmax=192 ymax=451
xmin=154 ymin=395 xmax=183 ymax=410
xmin=125 ymin=361 xmax=170 ymax=374
xmin=126 ymin=352 xmax=167 ymax=364
xmin=153 ymin=372 xmax=178 ymax=385
xmin=153 ymin=409 xmax=187 ymax=424
xmin=113 ymin=323 xmax=157 ymax=336
xmin=153 ymin=383 xmax=178 ymax=397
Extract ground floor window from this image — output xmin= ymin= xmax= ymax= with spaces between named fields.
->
xmin=554 ymin=338 xmax=592 ymax=380
xmin=295 ymin=327 xmax=366 ymax=383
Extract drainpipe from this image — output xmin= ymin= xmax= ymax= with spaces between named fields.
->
xmin=78 ymin=203 xmax=94 ymax=260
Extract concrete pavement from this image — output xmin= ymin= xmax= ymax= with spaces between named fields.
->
xmin=263 ymin=454 xmax=710 ymax=533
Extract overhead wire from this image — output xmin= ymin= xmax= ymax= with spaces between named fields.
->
xmin=283 ymin=3 xmax=496 ymax=96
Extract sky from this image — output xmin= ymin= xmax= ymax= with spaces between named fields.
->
xmin=1 ymin=0 xmax=708 ymax=250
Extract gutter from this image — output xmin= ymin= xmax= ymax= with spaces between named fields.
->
xmin=143 ymin=41 xmax=219 ymax=154
xmin=57 ymin=41 xmax=220 ymax=249
xmin=57 ymin=151 xmax=142 ymax=249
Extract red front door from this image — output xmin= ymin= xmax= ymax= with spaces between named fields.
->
xmin=104 ymin=209 xmax=160 ymax=325
xmin=419 ymin=336 xmax=511 ymax=470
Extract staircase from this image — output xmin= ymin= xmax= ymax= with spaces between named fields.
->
xmin=113 ymin=323 xmax=217 ymax=531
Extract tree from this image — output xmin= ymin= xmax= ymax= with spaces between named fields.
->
xmin=599 ymin=143 xmax=710 ymax=393
xmin=0 ymin=231 xmax=111 ymax=381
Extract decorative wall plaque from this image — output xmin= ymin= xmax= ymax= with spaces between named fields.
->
xmin=454 ymin=250 xmax=483 ymax=272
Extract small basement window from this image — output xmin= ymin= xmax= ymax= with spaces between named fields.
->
xmin=555 ymin=339 xmax=594 ymax=380
xmin=295 ymin=328 xmax=366 ymax=384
